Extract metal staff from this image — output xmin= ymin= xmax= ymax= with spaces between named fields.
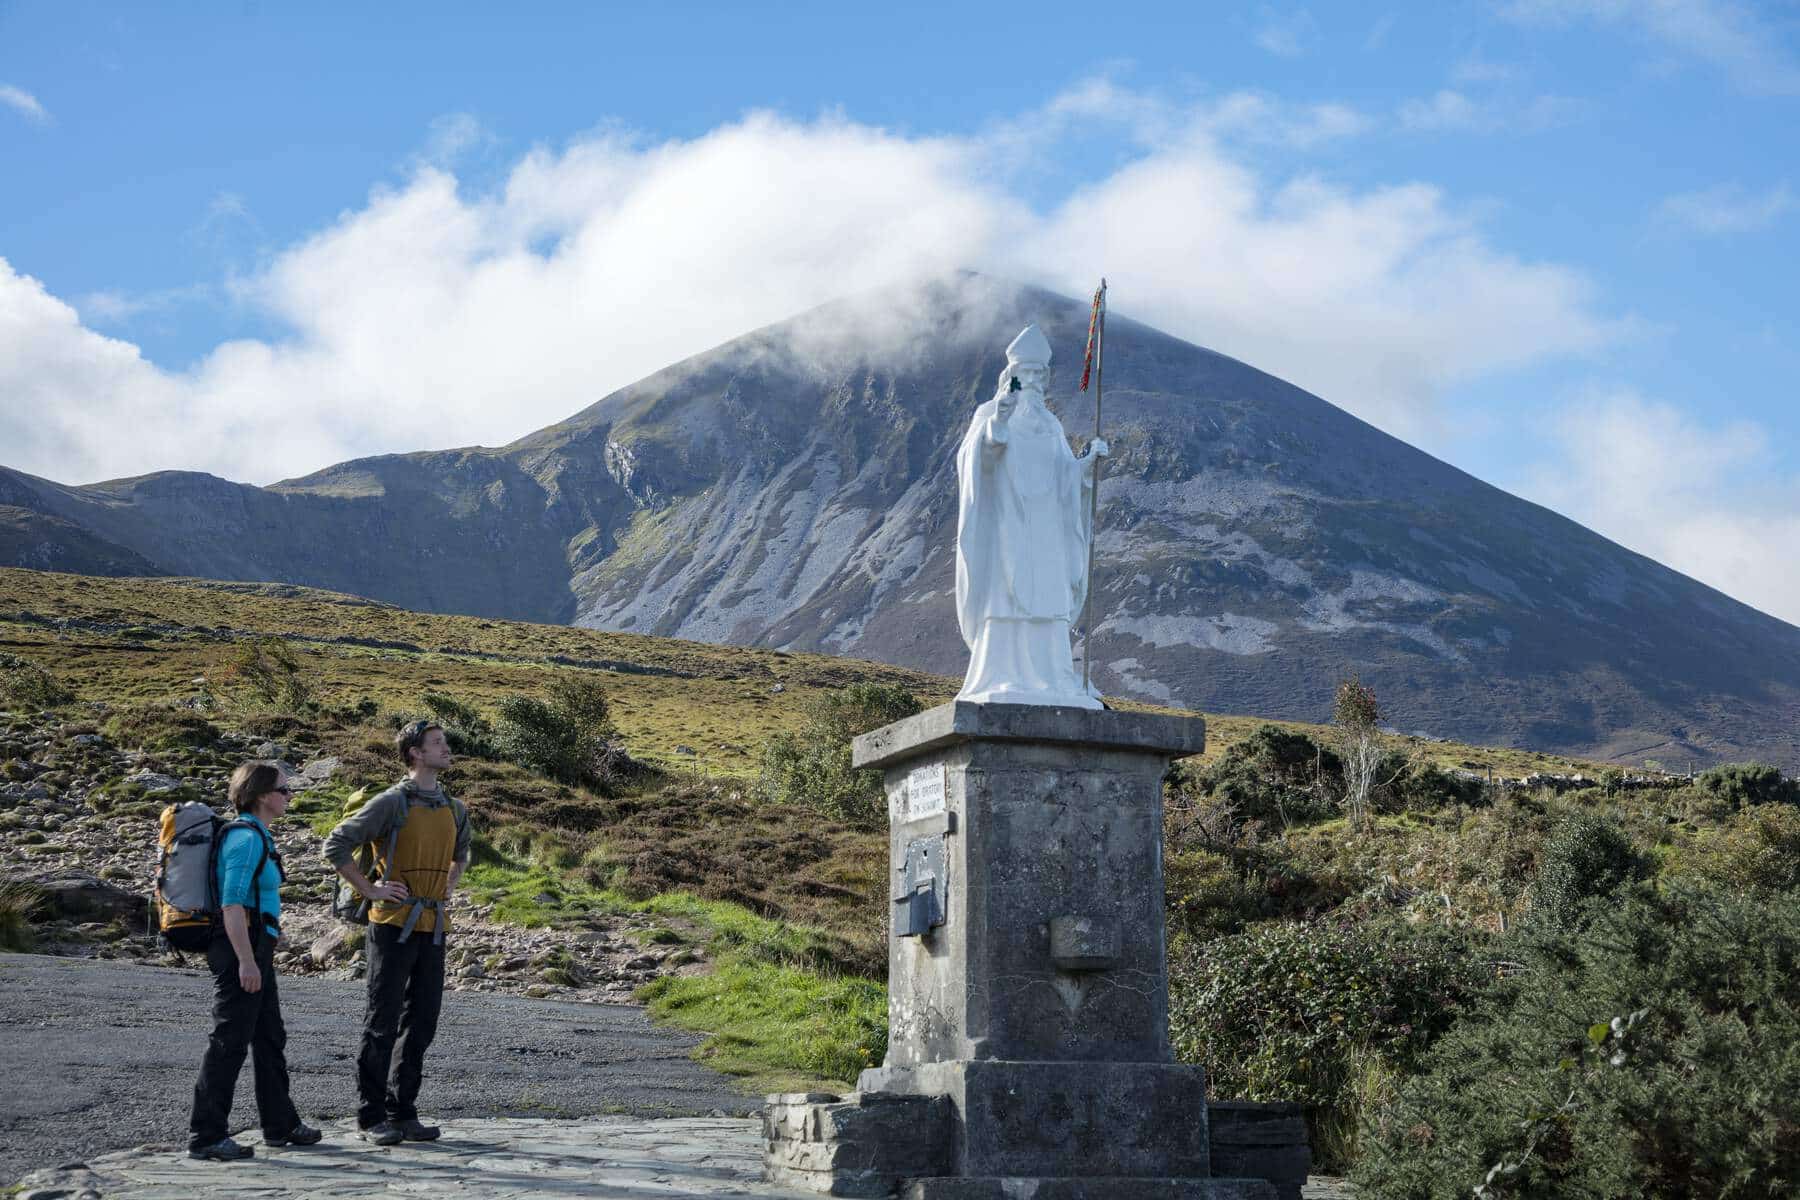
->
xmin=1079 ymin=279 xmax=1107 ymax=693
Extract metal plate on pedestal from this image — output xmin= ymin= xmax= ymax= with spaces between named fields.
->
xmin=895 ymin=834 xmax=947 ymax=937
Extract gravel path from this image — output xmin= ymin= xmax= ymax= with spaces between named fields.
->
xmin=0 ymin=952 xmax=757 ymax=1186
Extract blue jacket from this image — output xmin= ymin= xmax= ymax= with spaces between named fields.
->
xmin=216 ymin=814 xmax=281 ymax=931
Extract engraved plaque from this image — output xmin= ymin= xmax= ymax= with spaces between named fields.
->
xmin=898 ymin=762 xmax=946 ymax=822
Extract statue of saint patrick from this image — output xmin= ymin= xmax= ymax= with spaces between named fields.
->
xmin=954 ymin=323 xmax=1109 ymax=709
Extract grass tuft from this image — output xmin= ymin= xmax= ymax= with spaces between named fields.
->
xmin=0 ymin=881 xmax=49 ymax=952
xmin=640 ymin=959 xmax=887 ymax=1090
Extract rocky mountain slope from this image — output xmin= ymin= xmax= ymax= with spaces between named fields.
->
xmin=4 ymin=276 xmax=1797 ymax=767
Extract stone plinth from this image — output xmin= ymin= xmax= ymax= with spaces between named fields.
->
xmin=765 ymin=702 xmax=1286 ymax=1200
xmin=1207 ymin=1102 xmax=1312 ymax=1200
xmin=853 ymin=703 xmax=1204 ymax=1068
xmin=856 ymin=1059 xmax=1210 ymax=1178
xmin=763 ymin=1092 xmax=950 ymax=1197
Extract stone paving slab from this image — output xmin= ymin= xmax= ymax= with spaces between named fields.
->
xmin=13 ymin=1116 xmax=1355 ymax=1199
xmin=15 ymin=1116 xmax=807 ymax=1199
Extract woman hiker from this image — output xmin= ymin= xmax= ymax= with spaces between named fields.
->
xmin=187 ymin=761 xmax=323 ymax=1160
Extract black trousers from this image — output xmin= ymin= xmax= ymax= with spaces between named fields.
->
xmin=356 ymin=921 xmax=446 ymax=1127
xmin=188 ymin=929 xmax=301 ymax=1150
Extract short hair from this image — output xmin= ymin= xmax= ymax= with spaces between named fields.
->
xmin=227 ymin=760 xmax=284 ymax=815
xmin=397 ymin=719 xmax=444 ymax=768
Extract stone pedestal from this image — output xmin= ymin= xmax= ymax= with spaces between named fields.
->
xmin=763 ymin=702 xmax=1292 ymax=1198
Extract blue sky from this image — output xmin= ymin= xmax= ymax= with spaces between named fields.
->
xmin=1 ymin=1 xmax=1797 ymax=623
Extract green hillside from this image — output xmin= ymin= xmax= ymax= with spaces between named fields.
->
xmin=5 ymin=567 xmax=1797 ymax=1192
xmin=0 ymin=568 xmax=1610 ymax=779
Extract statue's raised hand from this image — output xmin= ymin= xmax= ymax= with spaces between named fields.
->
xmin=1087 ymin=437 xmax=1110 ymax=459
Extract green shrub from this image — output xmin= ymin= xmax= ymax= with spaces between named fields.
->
xmin=1171 ymin=724 xmax=1340 ymax=833
xmin=1382 ymin=759 xmax=1486 ymax=814
xmin=213 ymin=637 xmax=311 ymax=713
xmin=1169 ymin=920 xmax=1485 ymax=1169
xmin=1695 ymin=761 xmax=1799 ymax=810
xmin=1165 ymin=849 xmax=1266 ymax=938
xmin=103 ymin=705 xmax=220 ymax=752
xmin=758 ymin=683 xmax=921 ymax=829
xmin=1528 ymin=813 xmax=1643 ymax=929
xmin=491 ymin=677 xmax=644 ymax=790
xmin=1677 ymin=805 xmax=1800 ymax=891
xmin=1353 ymin=884 xmax=1800 ymax=1199
xmin=0 ymin=652 xmax=75 ymax=710
xmin=417 ymin=691 xmax=499 ymax=759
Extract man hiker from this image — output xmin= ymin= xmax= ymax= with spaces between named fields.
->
xmin=324 ymin=719 xmax=471 ymax=1145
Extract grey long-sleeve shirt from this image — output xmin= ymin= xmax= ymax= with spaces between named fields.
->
xmin=321 ymin=779 xmax=470 ymax=870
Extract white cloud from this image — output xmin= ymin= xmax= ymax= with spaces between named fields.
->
xmin=0 ymin=84 xmax=49 ymax=123
xmin=76 ymin=283 xmax=214 ymax=325
xmin=1363 ymin=13 xmax=1399 ymax=52
xmin=0 ymin=89 xmax=1617 ymax=495
xmin=1398 ymin=87 xmax=1579 ymax=133
xmin=1654 ymin=182 xmax=1794 ymax=235
xmin=1520 ymin=388 xmax=1800 ymax=626
xmin=1399 ymin=89 xmax=1484 ymax=131
xmin=1451 ymin=57 xmax=1520 ymax=85
xmin=1254 ymin=8 xmax=1320 ymax=57
xmin=1198 ymin=93 xmax=1373 ymax=147
xmin=1499 ymin=0 xmax=1800 ymax=94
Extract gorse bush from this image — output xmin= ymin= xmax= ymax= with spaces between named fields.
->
xmin=759 ymin=683 xmax=921 ymax=828
xmin=1380 ymin=757 xmax=1486 ymax=814
xmin=1676 ymin=804 xmax=1800 ymax=892
xmin=1170 ymin=724 xmax=1340 ymax=833
xmin=1169 ymin=920 xmax=1485 ymax=1169
xmin=1528 ymin=813 xmax=1644 ymax=929
xmin=492 ymin=677 xmax=643 ymax=791
xmin=0 ymin=652 xmax=74 ymax=710
xmin=1695 ymin=761 xmax=1800 ymax=810
xmin=1353 ymin=884 xmax=1800 ymax=1199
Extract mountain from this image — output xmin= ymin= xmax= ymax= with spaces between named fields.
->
xmin=4 ymin=275 xmax=1797 ymax=768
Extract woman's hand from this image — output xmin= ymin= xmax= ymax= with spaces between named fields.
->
xmin=238 ymin=958 xmax=262 ymax=994
xmin=363 ymin=880 xmax=410 ymax=903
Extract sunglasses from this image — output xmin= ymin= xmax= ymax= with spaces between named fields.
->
xmin=268 ymin=786 xmax=293 ymax=796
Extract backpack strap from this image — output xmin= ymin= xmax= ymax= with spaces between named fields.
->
xmin=218 ymin=819 xmax=280 ymax=939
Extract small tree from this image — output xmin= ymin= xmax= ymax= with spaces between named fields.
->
xmin=1334 ymin=677 xmax=1384 ymax=831
xmin=492 ymin=676 xmax=644 ymax=790
xmin=760 ymin=683 xmax=921 ymax=828
xmin=213 ymin=637 xmax=311 ymax=713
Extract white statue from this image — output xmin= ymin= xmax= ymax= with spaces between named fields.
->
xmin=955 ymin=324 xmax=1109 ymax=709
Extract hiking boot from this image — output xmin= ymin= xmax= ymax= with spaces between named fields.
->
xmin=189 ymin=1136 xmax=255 ymax=1161
xmin=360 ymin=1121 xmax=404 ymax=1146
xmin=394 ymin=1117 xmax=441 ymax=1141
xmin=265 ymin=1122 xmax=323 ymax=1146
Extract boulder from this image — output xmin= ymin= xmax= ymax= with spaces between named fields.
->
xmin=27 ymin=872 xmax=146 ymax=924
